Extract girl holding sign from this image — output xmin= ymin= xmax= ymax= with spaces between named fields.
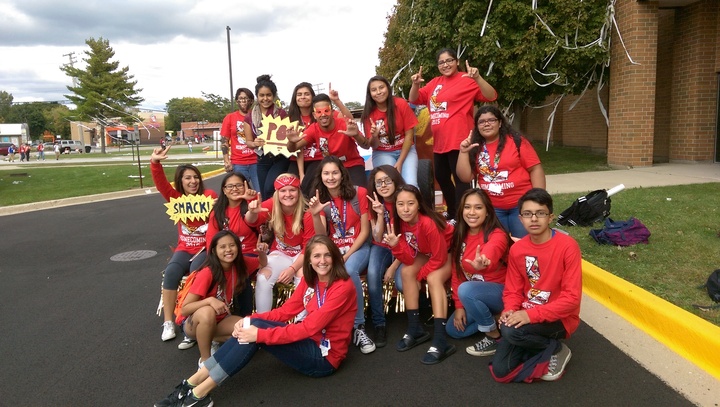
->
xmin=383 ymin=185 xmax=455 ymax=364
xmin=244 ymin=74 xmax=290 ymax=201
xmin=307 ymin=155 xmax=375 ymax=354
xmin=155 ymin=236 xmax=356 ymax=407
xmin=244 ymin=173 xmax=314 ymax=313
xmin=150 ymin=146 xmax=218 ymax=345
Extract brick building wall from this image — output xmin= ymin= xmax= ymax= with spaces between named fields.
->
xmin=654 ymin=9 xmax=676 ymax=163
xmin=669 ymin=0 xmax=718 ymax=162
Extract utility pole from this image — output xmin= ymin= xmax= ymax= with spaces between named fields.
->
xmin=62 ymin=52 xmax=78 ymax=87
xmin=227 ymin=26 xmax=234 ymax=112
xmin=313 ymin=83 xmax=325 ymax=95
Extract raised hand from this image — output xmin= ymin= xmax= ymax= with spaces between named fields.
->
xmin=411 ymin=65 xmax=424 ymax=85
xmin=328 ymin=82 xmax=340 ymax=103
xmin=464 ymin=245 xmax=491 ymax=271
xmin=366 ymin=192 xmax=384 ymax=216
xmin=338 ymin=118 xmax=359 ymax=138
xmin=382 ymin=222 xmax=400 ymax=247
xmin=239 ymin=180 xmax=258 ymax=201
xmin=285 ymin=124 xmax=302 ymax=143
xmin=150 ymin=144 xmax=171 ymax=163
xmin=248 ymin=198 xmax=269 ymax=214
xmin=459 ymin=130 xmax=479 ymax=153
xmin=368 ymin=118 xmax=380 ymax=139
xmin=308 ymin=189 xmax=330 ymax=216
xmin=463 ymin=60 xmax=481 ymax=79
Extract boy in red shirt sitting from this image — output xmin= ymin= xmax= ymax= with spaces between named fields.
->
xmin=489 ymin=188 xmax=582 ymax=382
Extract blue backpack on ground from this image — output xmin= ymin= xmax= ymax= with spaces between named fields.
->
xmin=589 ymin=217 xmax=651 ymax=246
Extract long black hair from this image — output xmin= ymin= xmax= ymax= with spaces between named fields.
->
xmin=361 ymin=75 xmax=397 ymax=145
xmin=312 ymin=155 xmax=356 ymax=203
xmin=468 ymin=106 xmax=523 ymax=171
xmin=288 ymin=82 xmax=316 ymax=124
xmin=366 ymin=165 xmax=406 ymax=223
xmin=212 ymin=172 xmax=250 ymax=232
xmin=202 ymin=230 xmax=247 ymax=295
xmin=451 ymin=188 xmax=510 ymax=278
xmin=392 ymin=184 xmax=446 ymax=234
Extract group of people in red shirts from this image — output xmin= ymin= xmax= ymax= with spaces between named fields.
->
xmin=153 ymin=47 xmax=582 ymax=407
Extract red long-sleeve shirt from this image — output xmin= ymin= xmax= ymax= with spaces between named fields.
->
xmin=254 ymin=276 xmax=357 ymax=368
xmin=502 ymin=231 xmax=582 ymax=337
xmin=451 ymin=228 xmax=509 ymax=309
xmin=391 ymin=214 xmax=454 ymax=281
xmin=151 ymin=161 xmax=217 ymax=254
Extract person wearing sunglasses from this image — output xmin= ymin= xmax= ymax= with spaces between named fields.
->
xmin=220 ymin=87 xmax=259 ymax=192
xmin=456 ymin=105 xmax=545 ymax=238
xmin=286 ymin=93 xmax=369 ymax=188
xmin=408 ymin=48 xmax=498 ymax=221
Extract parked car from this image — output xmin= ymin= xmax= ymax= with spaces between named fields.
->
xmin=57 ymin=140 xmax=84 ymax=153
xmin=0 ymin=142 xmax=12 ymax=156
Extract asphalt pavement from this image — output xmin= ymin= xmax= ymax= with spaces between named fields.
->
xmin=1 ymin=168 xmax=712 ymax=406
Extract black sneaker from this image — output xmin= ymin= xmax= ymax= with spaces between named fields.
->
xmin=183 ymin=391 xmax=214 ymax=407
xmin=154 ymin=380 xmax=191 ymax=407
xmin=375 ymin=325 xmax=387 ymax=348
xmin=353 ymin=324 xmax=376 ymax=354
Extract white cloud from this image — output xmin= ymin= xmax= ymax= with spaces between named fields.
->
xmin=0 ymin=0 xmax=398 ymax=109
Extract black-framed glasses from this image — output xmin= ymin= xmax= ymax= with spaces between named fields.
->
xmin=224 ymin=184 xmax=244 ymax=190
xmin=374 ymin=178 xmax=393 ymax=187
xmin=520 ymin=211 xmax=550 ymax=219
xmin=437 ymin=58 xmax=456 ymax=67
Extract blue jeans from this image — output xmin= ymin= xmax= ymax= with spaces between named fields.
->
xmin=257 ymin=154 xmax=291 ymax=201
xmin=372 ymin=145 xmax=419 ymax=188
xmin=495 ymin=206 xmax=527 ymax=238
xmin=367 ymin=244 xmax=393 ymax=327
xmin=204 ymin=319 xmax=335 ymax=385
xmin=446 ymin=281 xmax=504 ymax=339
xmin=344 ymin=241 xmax=371 ymax=327
xmin=232 ymin=164 xmax=260 ymax=192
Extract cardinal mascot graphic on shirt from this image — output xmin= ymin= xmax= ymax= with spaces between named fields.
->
xmin=522 ymin=255 xmax=551 ymax=308
xmin=404 ymin=232 xmax=420 ymax=258
xmin=429 ymin=85 xmax=447 ymax=112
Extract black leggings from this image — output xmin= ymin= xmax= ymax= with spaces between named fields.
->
xmin=433 ymin=150 xmax=471 ymax=219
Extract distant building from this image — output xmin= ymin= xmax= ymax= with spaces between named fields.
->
xmin=0 ymin=123 xmax=29 ymax=145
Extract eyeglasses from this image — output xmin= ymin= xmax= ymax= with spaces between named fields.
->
xmin=477 ymin=118 xmax=499 ymax=126
xmin=237 ymin=97 xmax=250 ymax=102
xmin=437 ymin=58 xmax=456 ymax=67
xmin=374 ymin=178 xmax=393 ymax=187
xmin=314 ymin=107 xmax=332 ymax=116
xmin=224 ymin=184 xmax=244 ymax=190
xmin=519 ymin=211 xmax=550 ymax=219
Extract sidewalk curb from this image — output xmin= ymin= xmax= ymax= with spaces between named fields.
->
xmin=582 ymin=259 xmax=720 ymax=381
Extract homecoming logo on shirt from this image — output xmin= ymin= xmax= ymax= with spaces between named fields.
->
xmin=404 ymin=232 xmax=419 ymax=257
xmin=429 ymin=85 xmax=447 ymax=112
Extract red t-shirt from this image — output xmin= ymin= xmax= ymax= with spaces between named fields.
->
xmin=363 ymin=97 xmax=418 ymax=152
xmin=317 ymin=187 xmax=369 ymax=252
xmin=391 ymin=214 xmax=454 ymax=281
xmin=302 ymin=119 xmax=365 ymax=169
xmin=246 ymin=198 xmax=315 ymax=257
xmin=411 ymin=72 xmax=497 ymax=154
xmin=221 ymin=111 xmax=256 ymax=165
xmin=205 ymin=203 xmax=261 ymax=272
xmin=151 ymin=162 xmax=218 ymax=254
xmin=503 ymin=231 xmax=582 ymax=337
xmin=188 ymin=266 xmax=238 ymax=322
xmin=451 ymin=228 xmax=509 ymax=309
xmin=474 ymin=135 xmax=541 ymax=210
xmin=254 ymin=276 xmax=357 ymax=368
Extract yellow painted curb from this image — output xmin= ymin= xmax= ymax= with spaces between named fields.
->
xmin=582 ymin=259 xmax=720 ymax=380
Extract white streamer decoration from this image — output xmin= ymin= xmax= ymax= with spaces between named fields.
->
xmin=480 ymin=0 xmax=494 ymax=37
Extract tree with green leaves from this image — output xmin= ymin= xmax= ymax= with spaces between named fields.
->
xmin=378 ymin=0 xmax=610 ymax=109
xmin=0 ymin=90 xmax=13 ymax=123
xmin=61 ymin=37 xmax=143 ymax=153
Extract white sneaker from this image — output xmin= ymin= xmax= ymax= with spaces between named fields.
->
xmin=161 ymin=321 xmax=176 ymax=341
xmin=177 ymin=336 xmax=197 ymax=350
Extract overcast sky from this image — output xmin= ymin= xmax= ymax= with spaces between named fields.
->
xmin=0 ymin=0 xmax=398 ymax=111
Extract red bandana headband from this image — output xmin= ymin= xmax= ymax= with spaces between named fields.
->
xmin=274 ymin=175 xmax=300 ymax=190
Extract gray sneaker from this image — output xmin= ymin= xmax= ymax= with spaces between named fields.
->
xmin=465 ymin=336 xmax=499 ymax=356
xmin=541 ymin=343 xmax=572 ymax=381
